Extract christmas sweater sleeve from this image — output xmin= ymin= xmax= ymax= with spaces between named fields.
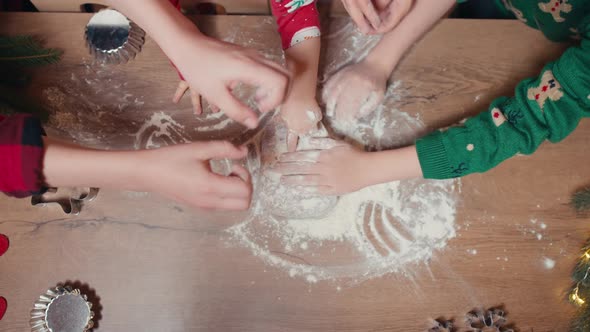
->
xmin=271 ymin=0 xmax=321 ymax=50
xmin=0 ymin=114 xmax=46 ymax=198
xmin=416 ymin=18 xmax=590 ymax=179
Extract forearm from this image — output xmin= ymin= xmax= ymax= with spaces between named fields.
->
xmin=365 ymin=0 xmax=456 ymax=74
xmin=366 ymin=146 xmax=423 ymax=185
xmin=416 ymin=24 xmax=590 ymax=180
xmin=42 ymin=137 xmax=146 ymax=191
xmin=284 ymin=37 xmax=321 ymax=99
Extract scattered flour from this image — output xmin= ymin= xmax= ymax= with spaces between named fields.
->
xmin=227 ymin=22 xmax=459 ymax=284
xmin=42 ymin=20 xmax=460 ymax=285
xmin=134 ymin=112 xmax=189 ymax=149
xmin=543 ymin=257 xmax=555 ymax=270
xmin=228 ymin=80 xmax=459 ymax=283
xmin=257 ymin=122 xmax=339 ymax=220
xmin=526 ymin=218 xmax=548 ymax=241
xmin=320 ymin=21 xmax=381 ymax=82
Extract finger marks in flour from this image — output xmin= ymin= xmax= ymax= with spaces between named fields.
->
xmin=360 ymin=202 xmax=418 ymax=257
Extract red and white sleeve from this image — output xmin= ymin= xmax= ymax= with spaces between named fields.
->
xmin=270 ymin=0 xmax=321 ymax=50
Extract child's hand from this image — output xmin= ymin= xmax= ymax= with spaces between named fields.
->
xmin=374 ymin=0 xmax=414 ymax=34
xmin=273 ymin=138 xmax=373 ymax=195
xmin=280 ymin=97 xmax=323 ymax=152
xmin=323 ymin=58 xmax=389 ymax=121
xmin=140 ymin=141 xmax=253 ymax=210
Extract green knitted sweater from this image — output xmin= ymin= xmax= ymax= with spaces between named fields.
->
xmin=416 ymin=0 xmax=590 ymax=179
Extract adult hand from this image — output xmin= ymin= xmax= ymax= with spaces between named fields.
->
xmin=173 ymin=80 xmax=222 ymax=115
xmin=174 ymin=37 xmax=290 ymax=129
xmin=323 ymin=58 xmax=389 ymax=121
xmin=341 ymin=0 xmax=414 ymax=34
xmin=141 ymin=141 xmax=253 ymax=210
xmin=104 ymin=0 xmax=290 ymax=127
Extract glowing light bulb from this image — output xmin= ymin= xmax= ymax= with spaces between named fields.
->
xmin=571 ymin=287 xmax=586 ymax=306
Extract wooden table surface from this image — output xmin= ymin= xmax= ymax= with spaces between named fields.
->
xmin=1 ymin=12 xmax=589 ymax=332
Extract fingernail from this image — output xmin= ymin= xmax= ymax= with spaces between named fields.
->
xmin=245 ymin=118 xmax=258 ymax=129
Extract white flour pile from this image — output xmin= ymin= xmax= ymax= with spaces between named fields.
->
xmin=226 ymin=21 xmax=460 ymax=284
xmin=228 ymin=82 xmax=459 ymax=283
xmin=257 ymin=122 xmax=339 ymax=220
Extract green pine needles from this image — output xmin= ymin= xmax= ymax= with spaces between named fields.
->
xmin=569 ymin=188 xmax=590 ymax=331
xmin=0 ymin=35 xmax=62 ymax=67
xmin=573 ymin=188 xmax=590 ymax=213
xmin=0 ymin=35 xmax=61 ymax=119
xmin=570 ymin=242 xmax=590 ymax=331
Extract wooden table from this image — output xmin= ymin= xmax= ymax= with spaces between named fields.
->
xmin=1 ymin=13 xmax=589 ymax=331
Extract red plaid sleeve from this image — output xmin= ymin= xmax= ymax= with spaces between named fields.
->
xmin=0 ymin=114 xmax=45 ymax=198
xmin=271 ymin=0 xmax=321 ymax=50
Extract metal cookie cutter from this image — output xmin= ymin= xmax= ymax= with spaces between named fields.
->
xmin=31 ymin=187 xmax=99 ymax=215
xmin=85 ymin=8 xmax=145 ymax=64
xmin=30 ymin=285 xmax=95 ymax=332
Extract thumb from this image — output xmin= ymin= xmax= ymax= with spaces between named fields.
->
xmin=194 ymin=141 xmax=248 ymax=160
xmin=215 ymin=89 xmax=260 ymax=129
xmin=377 ymin=0 xmax=413 ymax=33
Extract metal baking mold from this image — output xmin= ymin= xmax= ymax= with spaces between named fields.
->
xmin=30 ymin=286 xmax=94 ymax=332
xmin=85 ymin=8 xmax=145 ymax=64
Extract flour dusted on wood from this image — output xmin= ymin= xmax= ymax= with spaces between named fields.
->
xmin=228 ymin=22 xmax=459 ymax=283
xmin=134 ymin=112 xmax=189 ymax=149
xmin=258 ymin=121 xmax=339 ymax=220
xmin=228 ymin=83 xmax=459 ymax=283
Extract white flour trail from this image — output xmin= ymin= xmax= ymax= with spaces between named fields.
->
xmin=134 ymin=112 xmax=189 ymax=149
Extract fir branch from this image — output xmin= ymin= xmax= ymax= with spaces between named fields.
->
xmin=0 ymin=35 xmax=38 ymax=48
xmin=572 ymin=188 xmax=590 ymax=213
xmin=570 ymin=236 xmax=590 ymax=331
xmin=0 ymin=35 xmax=62 ymax=67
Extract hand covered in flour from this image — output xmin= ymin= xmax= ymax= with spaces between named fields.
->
xmin=341 ymin=0 xmax=414 ymax=34
xmin=274 ymin=138 xmax=422 ymax=195
xmin=280 ymin=97 xmax=323 ymax=152
xmin=140 ymin=141 xmax=253 ymax=210
xmin=274 ymin=138 xmax=371 ymax=195
xmin=323 ymin=57 xmax=389 ymax=121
